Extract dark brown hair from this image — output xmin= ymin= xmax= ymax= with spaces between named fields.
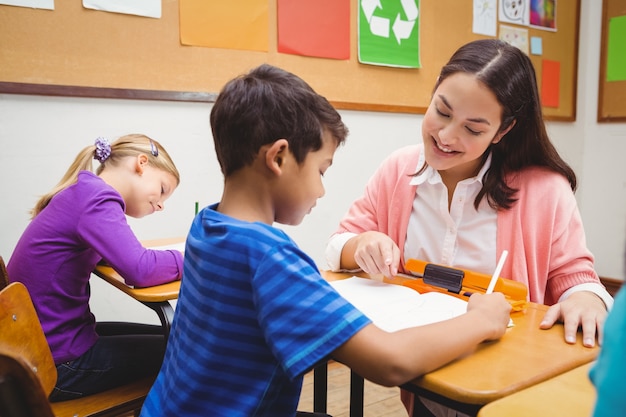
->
xmin=424 ymin=39 xmax=576 ymax=210
xmin=210 ymin=64 xmax=348 ymax=177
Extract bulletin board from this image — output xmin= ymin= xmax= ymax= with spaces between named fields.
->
xmin=598 ymin=0 xmax=626 ymax=122
xmin=0 ymin=0 xmax=579 ymax=120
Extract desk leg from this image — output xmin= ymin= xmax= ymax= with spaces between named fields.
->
xmin=350 ymin=371 xmax=364 ymax=417
xmin=143 ymin=301 xmax=175 ymax=340
xmin=401 ymin=384 xmax=482 ymax=417
xmin=313 ymin=362 xmax=328 ymax=413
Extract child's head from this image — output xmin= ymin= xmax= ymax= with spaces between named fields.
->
xmin=210 ymin=64 xmax=348 ymax=177
xmin=93 ymin=134 xmax=179 ymax=183
xmin=32 ymin=134 xmax=180 ymax=217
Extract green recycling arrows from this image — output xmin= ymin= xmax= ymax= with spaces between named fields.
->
xmin=358 ymin=0 xmax=421 ymax=68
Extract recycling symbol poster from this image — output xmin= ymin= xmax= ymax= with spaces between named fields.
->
xmin=358 ymin=0 xmax=420 ymax=68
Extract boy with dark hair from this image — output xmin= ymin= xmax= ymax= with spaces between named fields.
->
xmin=140 ymin=64 xmax=511 ymax=417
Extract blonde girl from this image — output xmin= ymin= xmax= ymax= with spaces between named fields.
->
xmin=8 ymin=134 xmax=183 ymax=401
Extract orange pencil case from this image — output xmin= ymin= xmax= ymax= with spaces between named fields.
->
xmin=402 ymin=258 xmax=528 ymax=312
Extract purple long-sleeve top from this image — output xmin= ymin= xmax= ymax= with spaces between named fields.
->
xmin=7 ymin=171 xmax=183 ymax=364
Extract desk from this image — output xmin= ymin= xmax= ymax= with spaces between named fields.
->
xmin=321 ymin=271 xmax=600 ymax=416
xmin=92 ymin=237 xmax=182 ymax=339
xmin=477 ymin=362 xmax=596 ymax=417
xmin=95 ymin=262 xmax=599 ymax=417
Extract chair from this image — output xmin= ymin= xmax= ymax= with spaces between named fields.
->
xmin=0 ymin=282 xmax=153 ymax=417
xmin=0 ymin=256 xmax=9 ymax=290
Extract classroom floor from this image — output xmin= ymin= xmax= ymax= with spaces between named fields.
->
xmin=298 ymin=361 xmax=408 ymax=417
xmin=117 ymin=361 xmax=408 ymax=417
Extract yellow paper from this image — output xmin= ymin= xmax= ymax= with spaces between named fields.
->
xmin=179 ymin=0 xmax=268 ymax=52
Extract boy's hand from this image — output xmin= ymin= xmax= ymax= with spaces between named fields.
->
xmin=539 ymin=291 xmax=607 ymax=347
xmin=466 ymin=292 xmax=512 ymax=340
xmin=352 ymin=231 xmax=401 ymax=278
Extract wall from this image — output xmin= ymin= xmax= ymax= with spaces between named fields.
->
xmin=0 ymin=0 xmax=624 ymax=325
xmin=576 ymin=0 xmax=626 ymax=277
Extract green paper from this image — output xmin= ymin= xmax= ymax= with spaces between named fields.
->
xmin=607 ymin=15 xmax=626 ymax=82
xmin=358 ymin=0 xmax=421 ymax=68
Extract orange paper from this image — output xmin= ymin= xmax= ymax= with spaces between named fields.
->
xmin=541 ymin=59 xmax=560 ymax=108
xmin=179 ymin=0 xmax=269 ymax=52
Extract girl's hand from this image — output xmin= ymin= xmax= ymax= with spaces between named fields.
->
xmin=539 ymin=291 xmax=607 ymax=347
xmin=351 ymin=231 xmax=401 ymax=278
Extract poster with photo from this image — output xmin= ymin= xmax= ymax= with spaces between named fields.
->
xmin=530 ymin=0 xmax=557 ymax=31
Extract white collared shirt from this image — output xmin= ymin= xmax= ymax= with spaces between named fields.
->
xmin=405 ymin=152 xmax=498 ymax=275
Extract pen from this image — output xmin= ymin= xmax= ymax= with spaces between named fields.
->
xmin=486 ymin=250 xmax=508 ymax=294
xmin=195 ymin=201 xmax=199 ymax=216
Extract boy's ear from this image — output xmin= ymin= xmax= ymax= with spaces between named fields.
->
xmin=135 ymin=154 xmax=149 ymax=174
xmin=265 ymin=139 xmax=289 ymax=175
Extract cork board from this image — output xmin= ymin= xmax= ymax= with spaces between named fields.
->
xmin=0 ymin=0 xmax=579 ymax=119
xmin=598 ymin=0 xmax=626 ymax=122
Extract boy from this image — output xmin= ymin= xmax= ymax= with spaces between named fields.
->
xmin=140 ymin=64 xmax=511 ymax=417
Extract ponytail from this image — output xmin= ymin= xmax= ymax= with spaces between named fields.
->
xmin=31 ymin=145 xmax=96 ymax=218
xmin=31 ymin=134 xmax=179 ymax=218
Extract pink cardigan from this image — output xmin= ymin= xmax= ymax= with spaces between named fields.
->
xmin=333 ymin=145 xmax=600 ymax=305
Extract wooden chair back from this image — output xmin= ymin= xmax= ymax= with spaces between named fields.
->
xmin=0 ymin=351 xmax=56 ymax=417
xmin=0 ymin=282 xmax=57 ymax=394
xmin=0 ymin=282 xmax=57 ymax=416
xmin=0 ymin=282 xmax=152 ymax=417
xmin=0 ymin=256 xmax=10 ymax=290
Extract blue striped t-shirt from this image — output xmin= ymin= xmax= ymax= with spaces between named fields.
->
xmin=141 ymin=204 xmax=370 ymax=417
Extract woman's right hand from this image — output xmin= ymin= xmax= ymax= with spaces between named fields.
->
xmin=344 ymin=231 xmax=401 ymax=278
xmin=466 ymin=292 xmax=512 ymax=340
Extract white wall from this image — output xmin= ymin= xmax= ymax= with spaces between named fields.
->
xmin=0 ymin=0 xmax=624 ymax=325
xmin=575 ymin=0 xmax=626 ymax=279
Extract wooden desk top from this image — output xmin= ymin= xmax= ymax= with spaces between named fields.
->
xmin=92 ymin=237 xmax=182 ymax=303
xmin=92 ymin=265 xmax=180 ymax=303
xmin=95 ymin=256 xmax=598 ymax=407
xmin=476 ymin=363 xmax=596 ymax=417
xmin=320 ymin=271 xmax=599 ymax=406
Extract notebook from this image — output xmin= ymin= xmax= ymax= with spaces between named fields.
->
xmin=330 ymin=276 xmax=469 ymax=332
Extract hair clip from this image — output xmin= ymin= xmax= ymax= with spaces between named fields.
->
xmin=94 ymin=137 xmax=111 ymax=163
xmin=149 ymin=139 xmax=159 ymax=157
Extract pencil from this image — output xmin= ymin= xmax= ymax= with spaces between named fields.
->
xmin=486 ymin=250 xmax=508 ymax=294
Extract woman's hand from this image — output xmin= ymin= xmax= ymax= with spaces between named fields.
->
xmin=344 ymin=231 xmax=401 ymax=278
xmin=539 ymin=291 xmax=608 ymax=347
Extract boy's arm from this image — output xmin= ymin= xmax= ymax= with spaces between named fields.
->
xmin=331 ymin=292 xmax=511 ymax=387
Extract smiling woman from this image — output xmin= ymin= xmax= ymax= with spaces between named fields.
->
xmin=6 ymin=133 xmax=184 ymax=402
xmin=325 ymin=38 xmax=613 ymax=417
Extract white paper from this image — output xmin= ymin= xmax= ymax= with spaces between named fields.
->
xmin=499 ymin=24 xmax=529 ymax=55
xmin=148 ymin=242 xmax=185 ymax=252
xmin=473 ymin=0 xmax=497 ymax=36
xmin=83 ymin=0 xmax=161 ymax=19
xmin=330 ymin=277 xmax=469 ymax=332
xmin=0 ymin=0 xmax=53 ymax=9
xmin=498 ymin=0 xmax=530 ymax=26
